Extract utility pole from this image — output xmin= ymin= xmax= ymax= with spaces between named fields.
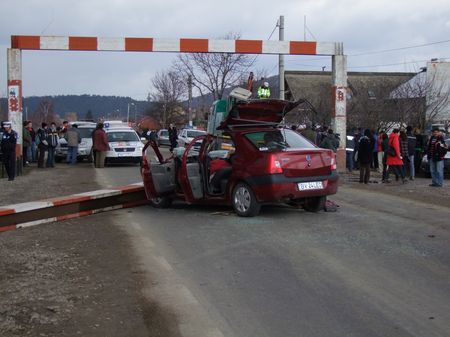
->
xmin=279 ymin=15 xmax=285 ymax=100
xmin=187 ymin=75 xmax=193 ymax=127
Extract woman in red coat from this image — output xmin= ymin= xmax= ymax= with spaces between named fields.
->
xmin=386 ymin=129 xmax=406 ymax=183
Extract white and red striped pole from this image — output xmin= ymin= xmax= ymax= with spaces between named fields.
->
xmin=9 ymin=35 xmax=347 ymax=171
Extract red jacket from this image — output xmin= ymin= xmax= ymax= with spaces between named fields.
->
xmin=386 ymin=133 xmax=403 ymax=166
xmin=92 ymin=129 xmax=109 ymax=152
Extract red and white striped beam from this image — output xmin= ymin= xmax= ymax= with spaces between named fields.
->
xmin=11 ymin=35 xmax=343 ymax=56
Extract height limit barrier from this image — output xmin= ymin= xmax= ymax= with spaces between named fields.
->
xmin=7 ymin=35 xmax=347 ymax=171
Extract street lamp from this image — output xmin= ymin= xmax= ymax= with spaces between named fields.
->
xmin=127 ymin=102 xmax=135 ymax=124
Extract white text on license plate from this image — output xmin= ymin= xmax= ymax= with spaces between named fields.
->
xmin=118 ymin=152 xmax=131 ymax=157
xmin=298 ymin=181 xmax=323 ymax=190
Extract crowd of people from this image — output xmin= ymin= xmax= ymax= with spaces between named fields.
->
xmin=295 ymin=123 xmax=448 ymax=187
xmin=1 ymin=120 xmax=112 ymax=181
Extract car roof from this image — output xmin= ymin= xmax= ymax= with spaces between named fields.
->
xmin=106 ymin=128 xmax=136 ymax=132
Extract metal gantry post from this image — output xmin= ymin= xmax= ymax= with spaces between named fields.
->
xmin=7 ymin=48 xmax=23 ymax=175
xmin=331 ymin=50 xmax=348 ymax=172
xmin=278 ymin=15 xmax=285 ymax=100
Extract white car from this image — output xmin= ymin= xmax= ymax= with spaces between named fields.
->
xmin=105 ymin=128 xmax=143 ymax=164
xmin=178 ymin=129 xmax=207 ymax=147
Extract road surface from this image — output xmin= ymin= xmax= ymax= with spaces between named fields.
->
xmin=97 ymin=164 xmax=450 ymax=337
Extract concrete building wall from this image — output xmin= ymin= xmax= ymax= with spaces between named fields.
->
xmin=426 ymin=61 xmax=450 ymax=123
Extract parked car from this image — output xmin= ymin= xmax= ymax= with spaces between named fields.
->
xmin=156 ymin=129 xmax=170 ymax=146
xmin=420 ymin=138 xmax=450 ymax=176
xmin=141 ymin=99 xmax=338 ymax=217
xmin=105 ymin=128 xmax=143 ymax=165
xmin=55 ymin=125 xmax=95 ymax=162
xmin=178 ymin=129 xmax=207 ymax=148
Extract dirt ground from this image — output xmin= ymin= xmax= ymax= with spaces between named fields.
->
xmin=0 ymin=163 xmax=180 ymax=337
xmin=1 ymin=163 xmax=448 ymax=336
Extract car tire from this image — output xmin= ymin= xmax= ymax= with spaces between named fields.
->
xmin=304 ymin=196 xmax=326 ymax=212
xmin=55 ymin=157 xmax=62 ymax=163
xmin=231 ymin=182 xmax=261 ymax=217
xmin=150 ymin=196 xmax=172 ymax=208
xmin=87 ymin=151 xmax=94 ymax=163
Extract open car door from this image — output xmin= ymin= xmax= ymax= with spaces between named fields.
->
xmin=140 ymin=141 xmax=177 ymax=200
xmin=179 ymin=135 xmax=207 ymax=203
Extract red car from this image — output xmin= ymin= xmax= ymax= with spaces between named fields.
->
xmin=140 ymin=99 xmax=338 ymax=216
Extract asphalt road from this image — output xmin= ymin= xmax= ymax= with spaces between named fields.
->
xmin=97 ymin=164 xmax=450 ymax=337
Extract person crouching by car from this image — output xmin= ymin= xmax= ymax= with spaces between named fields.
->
xmin=427 ymin=127 xmax=448 ymax=187
xmin=92 ymin=123 xmax=109 ymax=168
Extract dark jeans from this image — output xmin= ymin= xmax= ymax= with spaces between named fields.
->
xmin=3 ymin=152 xmax=16 ymax=180
xmin=359 ymin=163 xmax=371 ymax=183
xmin=387 ymin=165 xmax=405 ymax=180
xmin=23 ymin=146 xmax=29 ymax=164
xmin=346 ymin=151 xmax=354 ymax=172
xmin=47 ymin=147 xmax=56 ymax=167
xmin=38 ymin=145 xmax=47 ymax=168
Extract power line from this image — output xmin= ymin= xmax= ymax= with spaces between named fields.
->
xmin=243 ymin=20 xmax=279 ymax=73
xmin=283 ymin=38 xmax=450 ymax=64
xmin=349 ymin=39 xmax=450 ymax=57
xmin=348 ymin=57 xmax=450 ymax=69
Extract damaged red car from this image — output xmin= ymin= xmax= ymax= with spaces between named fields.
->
xmin=140 ymin=96 xmax=338 ymax=217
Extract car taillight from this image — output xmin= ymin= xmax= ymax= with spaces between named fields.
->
xmin=268 ymin=154 xmax=283 ymax=174
xmin=331 ymin=155 xmax=337 ymax=170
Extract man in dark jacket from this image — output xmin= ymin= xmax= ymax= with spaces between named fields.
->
xmin=1 ymin=121 xmax=17 ymax=181
xmin=46 ymin=122 xmax=59 ymax=167
xmin=358 ymin=129 xmax=374 ymax=184
xmin=427 ymin=128 xmax=448 ymax=187
xmin=168 ymin=124 xmax=178 ymax=152
xmin=320 ymin=129 xmax=339 ymax=152
xmin=92 ymin=123 xmax=109 ymax=168
xmin=22 ymin=121 xmax=32 ymax=166
xmin=37 ymin=123 xmax=49 ymax=168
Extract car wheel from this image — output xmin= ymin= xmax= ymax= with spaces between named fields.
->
xmin=87 ymin=151 xmax=94 ymax=163
xmin=55 ymin=157 xmax=62 ymax=163
xmin=231 ymin=182 xmax=261 ymax=217
xmin=150 ymin=196 xmax=172 ymax=208
xmin=304 ymin=196 xmax=326 ymax=212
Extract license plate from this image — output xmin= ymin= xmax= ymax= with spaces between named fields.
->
xmin=298 ymin=181 xmax=323 ymax=190
xmin=118 ymin=153 xmax=130 ymax=157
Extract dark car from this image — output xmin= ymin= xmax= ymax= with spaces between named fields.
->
xmin=421 ymin=138 xmax=450 ymax=176
xmin=141 ymin=99 xmax=338 ymax=217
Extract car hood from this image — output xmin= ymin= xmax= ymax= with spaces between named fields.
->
xmin=218 ymin=99 xmax=303 ymax=129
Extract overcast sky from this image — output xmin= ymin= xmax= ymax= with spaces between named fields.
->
xmin=1 ymin=0 xmax=449 ymax=100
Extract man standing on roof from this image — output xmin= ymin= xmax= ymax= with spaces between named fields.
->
xmin=257 ymin=81 xmax=271 ymax=99
xmin=1 ymin=121 xmax=17 ymax=181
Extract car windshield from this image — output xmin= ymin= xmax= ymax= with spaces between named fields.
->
xmin=78 ymin=128 xmax=95 ymax=138
xmin=107 ymin=131 xmax=139 ymax=142
xmin=159 ymin=130 xmax=168 ymax=137
xmin=187 ymin=130 xmax=205 ymax=138
xmin=244 ymin=129 xmax=316 ymax=152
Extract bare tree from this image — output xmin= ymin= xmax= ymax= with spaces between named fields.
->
xmin=387 ymin=69 xmax=449 ymax=131
xmin=31 ymin=98 xmax=58 ymax=124
xmin=173 ymin=33 xmax=253 ymax=100
xmin=150 ymin=70 xmax=186 ymax=126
